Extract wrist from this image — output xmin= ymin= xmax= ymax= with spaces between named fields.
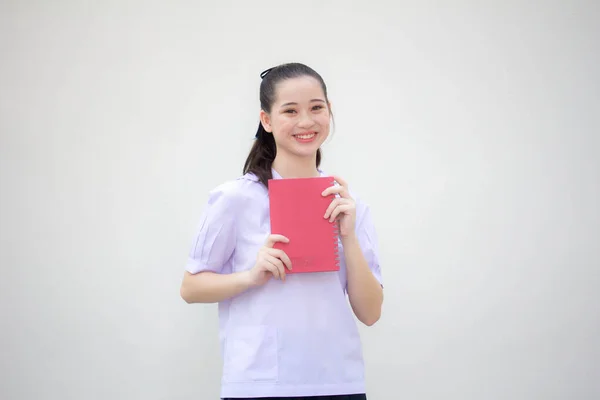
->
xmin=340 ymin=232 xmax=359 ymax=247
xmin=237 ymin=270 xmax=255 ymax=289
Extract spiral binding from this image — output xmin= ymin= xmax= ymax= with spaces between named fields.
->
xmin=332 ymin=223 xmax=341 ymax=268
xmin=329 ymin=183 xmax=341 ymax=268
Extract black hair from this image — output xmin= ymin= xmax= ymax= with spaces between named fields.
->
xmin=242 ymin=62 xmax=332 ymax=187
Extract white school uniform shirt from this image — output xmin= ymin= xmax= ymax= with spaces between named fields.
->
xmin=185 ymin=168 xmax=383 ymax=398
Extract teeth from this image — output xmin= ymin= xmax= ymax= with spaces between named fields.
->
xmin=296 ymin=133 xmax=315 ymax=139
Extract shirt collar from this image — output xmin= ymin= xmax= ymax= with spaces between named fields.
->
xmin=271 ymin=167 xmax=324 ymax=180
xmin=242 ymin=167 xmax=325 ymax=182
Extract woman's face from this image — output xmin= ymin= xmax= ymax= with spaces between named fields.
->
xmin=260 ymin=76 xmax=331 ymax=159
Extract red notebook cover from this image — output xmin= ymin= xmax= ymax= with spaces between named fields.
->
xmin=268 ymin=176 xmax=340 ymax=274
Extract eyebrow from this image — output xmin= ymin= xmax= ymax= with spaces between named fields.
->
xmin=280 ymin=99 xmax=326 ymax=108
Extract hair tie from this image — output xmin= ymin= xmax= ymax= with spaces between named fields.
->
xmin=260 ymin=67 xmax=273 ymax=79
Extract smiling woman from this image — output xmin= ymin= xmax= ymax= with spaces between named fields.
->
xmin=180 ymin=62 xmax=383 ymax=400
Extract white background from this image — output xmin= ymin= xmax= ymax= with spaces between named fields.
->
xmin=1 ymin=1 xmax=599 ymax=399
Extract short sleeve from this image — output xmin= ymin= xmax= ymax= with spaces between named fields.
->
xmin=356 ymin=203 xmax=383 ymax=287
xmin=185 ymin=185 xmax=237 ymax=274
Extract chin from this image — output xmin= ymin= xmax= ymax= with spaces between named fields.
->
xmin=293 ymin=142 xmax=324 ymax=157
xmin=281 ymin=146 xmax=319 ymax=160
xmin=294 ymin=150 xmax=320 ymax=159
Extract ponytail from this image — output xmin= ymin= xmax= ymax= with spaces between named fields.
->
xmin=243 ymin=122 xmax=277 ymax=187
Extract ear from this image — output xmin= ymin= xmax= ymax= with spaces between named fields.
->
xmin=259 ymin=110 xmax=272 ymax=133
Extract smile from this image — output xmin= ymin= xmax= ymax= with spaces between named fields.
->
xmin=293 ymin=132 xmax=317 ymax=142
xmin=295 ymin=133 xmax=315 ymax=139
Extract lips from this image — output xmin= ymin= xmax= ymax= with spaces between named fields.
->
xmin=293 ymin=131 xmax=317 ymax=139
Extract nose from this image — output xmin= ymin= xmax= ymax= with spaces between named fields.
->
xmin=297 ymin=112 xmax=315 ymax=129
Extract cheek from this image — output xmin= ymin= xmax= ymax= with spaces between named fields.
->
xmin=316 ymin=114 xmax=331 ymax=130
xmin=272 ymin=118 xmax=293 ymax=136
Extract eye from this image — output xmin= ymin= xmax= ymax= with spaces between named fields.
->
xmin=284 ymin=109 xmax=297 ymax=114
xmin=312 ymin=105 xmax=325 ymax=111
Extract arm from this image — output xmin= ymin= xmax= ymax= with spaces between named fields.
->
xmin=180 ymin=183 xmax=241 ymax=303
xmin=180 ymin=270 xmax=253 ymax=304
xmin=180 ymin=234 xmax=292 ymax=304
xmin=343 ymin=234 xmax=383 ymax=326
xmin=322 ymin=175 xmax=384 ymax=327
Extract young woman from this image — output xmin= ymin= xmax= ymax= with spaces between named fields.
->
xmin=180 ymin=62 xmax=383 ymax=400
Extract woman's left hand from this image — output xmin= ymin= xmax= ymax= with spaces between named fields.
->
xmin=322 ymin=175 xmax=356 ymax=238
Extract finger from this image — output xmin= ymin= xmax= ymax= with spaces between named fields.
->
xmin=265 ymin=254 xmax=286 ymax=281
xmin=330 ymin=204 xmax=353 ymax=222
xmin=324 ymin=198 xmax=344 ymax=219
xmin=267 ymin=248 xmax=293 ymax=271
xmin=321 ymin=185 xmax=348 ymax=198
xmin=331 ymin=175 xmax=350 ymax=197
xmin=262 ymin=258 xmax=281 ymax=280
xmin=265 ymin=234 xmax=290 ymax=248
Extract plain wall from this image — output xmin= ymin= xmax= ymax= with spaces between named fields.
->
xmin=1 ymin=1 xmax=599 ymax=399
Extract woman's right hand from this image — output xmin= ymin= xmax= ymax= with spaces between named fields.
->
xmin=246 ymin=234 xmax=293 ymax=287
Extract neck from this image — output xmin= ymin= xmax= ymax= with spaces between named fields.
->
xmin=272 ymin=151 xmax=320 ymax=179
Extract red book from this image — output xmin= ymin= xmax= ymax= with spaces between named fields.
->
xmin=268 ymin=176 xmax=340 ymax=274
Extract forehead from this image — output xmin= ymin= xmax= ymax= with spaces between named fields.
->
xmin=273 ymin=76 xmax=325 ymax=105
